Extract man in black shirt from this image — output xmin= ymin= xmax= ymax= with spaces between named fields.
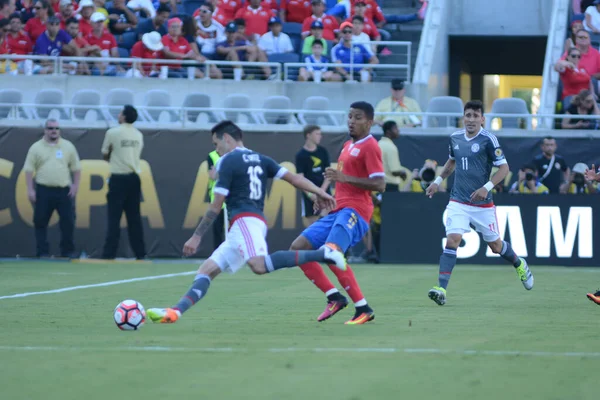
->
xmin=295 ymin=125 xmax=331 ymax=226
xmin=532 ymin=136 xmax=570 ymax=194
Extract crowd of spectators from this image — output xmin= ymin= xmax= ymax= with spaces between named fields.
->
xmin=0 ymin=0 xmax=426 ymax=79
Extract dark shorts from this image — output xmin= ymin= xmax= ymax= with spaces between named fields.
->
xmin=301 ymin=194 xmax=316 ymax=218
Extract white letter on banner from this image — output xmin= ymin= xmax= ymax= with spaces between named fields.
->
xmin=486 ymin=206 xmax=528 ymax=257
xmin=536 ymin=207 xmax=593 ymax=258
xmin=442 ymin=209 xmax=480 ymax=259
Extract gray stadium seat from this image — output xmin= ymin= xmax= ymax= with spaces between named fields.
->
xmin=488 ymin=98 xmax=531 ymax=129
xmin=261 ymin=95 xmax=294 ymax=124
xmin=223 ymin=94 xmax=260 ymax=124
xmin=33 ymin=89 xmax=69 ymax=120
xmin=0 ymin=89 xmax=28 ymax=119
xmin=71 ymin=89 xmax=102 ymax=121
xmin=182 ymin=93 xmax=219 ymax=123
xmin=297 ymin=96 xmax=338 ymax=126
xmin=143 ymin=89 xmax=179 ymax=122
xmin=104 ymin=88 xmax=135 ymax=121
xmin=423 ymin=96 xmax=464 ymax=128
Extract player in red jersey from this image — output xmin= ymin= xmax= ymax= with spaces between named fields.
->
xmin=290 ymin=101 xmax=385 ymax=325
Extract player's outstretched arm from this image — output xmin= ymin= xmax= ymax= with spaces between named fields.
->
xmin=282 ymin=172 xmax=336 ymax=210
xmin=426 ymin=159 xmax=456 ymax=198
xmin=323 ymin=167 xmax=385 ymax=192
xmin=183 ymin=194 xmax=226 ymax=257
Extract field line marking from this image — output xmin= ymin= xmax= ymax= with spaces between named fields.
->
xmin=0 ymin=271 xmax=196 ymax=301
xmin=0 ymin=346 xmax=599 ymax=358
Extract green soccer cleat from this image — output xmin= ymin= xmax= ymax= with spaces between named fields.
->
xmin=515 ymin=258 xmax=534 ymax=290
xmin=147 ymin=308 xmax=180 ymax=323
xmin=428 ymin=286 xmax=446 ymax=306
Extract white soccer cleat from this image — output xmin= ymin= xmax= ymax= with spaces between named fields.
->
xmin=515 ymin=258 xmax=534 ymax=290
xmin=322 ymin=244 xmax=347 ymax=271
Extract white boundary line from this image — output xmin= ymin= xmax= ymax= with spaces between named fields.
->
xmin=0 ymin=345 xmax=598 ymax=358
xmin=0 ymin=271 xmax=196 ymax=300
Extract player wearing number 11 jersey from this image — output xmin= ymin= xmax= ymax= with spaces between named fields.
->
xmin=425 ymin=100 xmax=534 ymax=306
xmin=147 ymin=121 xmax=347 ymax=324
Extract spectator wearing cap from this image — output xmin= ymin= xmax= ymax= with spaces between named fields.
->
xmin=162 ymin=17 xmax=223 ymax=79
xmin=234 ymin=0 xmax=274 ymax=37
xmin=347 ymin=1 xmax=380 ymax=41
xmin=258 ymin=16 xmax=292 ymax=55
xmin=25 ymin=0 xmax=53 ymax=42
xmin=568 ymin=162 xmax=598 ymax=193
xmin=565 ymin=16 xmax=584 ymax=51
xmin=299 ymin=39 xmax=339 ymax=81
xmin=374 ymin=79 xmax=422 ymax=127
xmin=584 ymin=0 xmax=600 ymax=33
xmin=0 ymin=0 xmax=16 ymax=19
xmin=93 ymin=0 xmax=108 ymax=21
xmin=194 ymin=2 xmax=225 ymax=58
xmin=280 ymin=0 xmax=311 ymax=23
xmin=106 ymin=0 xmax=137 ymax=35
xmin=301 ymin=0 xmax=338 ymax=40
xmin=331 ymin=21 xmax=377 ymax=81
xmin=76 ymin=0 xmax=95 ymax=37
xmin=136 ymin=3 xmax=168 ymax=38
xmin=87 ymin=11 xmax=122 ymax=75
xmin=34 ymin=15 xmax=79 ymax=69
xmin=301 ymin=20 xmax=326 ymax=55
xmin=128 ymin=30 xmax=162 ymax=77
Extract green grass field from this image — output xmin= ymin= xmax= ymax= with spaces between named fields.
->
xmin=0 ymin=260 xmax=598 ymax=400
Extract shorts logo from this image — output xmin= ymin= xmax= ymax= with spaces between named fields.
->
xmin=495 ymin=148 xmax=503 ymax=157
xmin=446 ymin=217 xmax=452 ymax=227
xmin=350 ymin=148 xmax=360 ymax=157
xmin=471 ymin=144 xmax=480 ymax=153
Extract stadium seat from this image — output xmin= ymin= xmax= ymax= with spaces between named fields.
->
xmin=182 ymin=93 xmax=220 ymax=123
xmin=267 ymin=53 xmax=300 ymax=80
xmin=261 ymin=95 xmax=295 ymax=124
xmin=104 ymin=88 xmax=136 ymax=121
xmin=181 ymin=0 xmax=203 ymax=16
xmin=223 ymin=94 xmax=261 ymax=124
xmin=282 ymin=22 xmax=302 ymax=35
xmin=143 ymin=90 xmax=179 ymax=122
xmin=422 ymin=96 xmax=463 ymax=128
xmin=488 ymin=98 xmax=531 ymax=129
xmin=71 ymin=89 xmax=103 ymax=121
xmin=297 ymin=96 xmax=339 ymax=126
xmin=33 ymin=89 xmax=69 ymax=120
xmin=0 ymin=89 xmax=28 ymax=119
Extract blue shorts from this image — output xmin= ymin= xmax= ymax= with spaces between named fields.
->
xmin=300 ymin=208 xmax=369 ymax=252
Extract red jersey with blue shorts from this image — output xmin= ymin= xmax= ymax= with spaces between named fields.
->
xmin=333 ymin=134 xmax=384 ymax=222
xmin=300 ymin=134 xmax=384 ymax=252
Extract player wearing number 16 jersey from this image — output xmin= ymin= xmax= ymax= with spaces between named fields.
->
xmin=146 ymin=121 xmax=347 ymax=324
xmin=290 ymin=101 xmax=386 ymax=325
xmin=425 ymin=100 xmax=534 ymax=306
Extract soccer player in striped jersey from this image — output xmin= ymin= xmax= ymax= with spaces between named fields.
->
xmin=425 ymin=100 xmax=534 ymax=306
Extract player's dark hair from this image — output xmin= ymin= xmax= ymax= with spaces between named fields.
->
xmin=382 ymin=120 xmax=397 ymax=135
xmin=521 ymin=163 xmax=537 ymax=172
xmin=303 ymin=124 xmax=320 ymax=138
xmin=350 ymin=101 xmax=374 ymax=120
xmin=464 ymin=100 xmax=484 ymax=114
xmin=212 ymin=120 xmax=243 ymax=141
xmin=65 ymin=17 xmax=79 ymax=26
xmin=352 ymin=15 xmax=364 ymax=23
xmin=122 ymin=105 xmax=138 ymax=124
xmin=312 ymin=39 xmax=324 ymax=47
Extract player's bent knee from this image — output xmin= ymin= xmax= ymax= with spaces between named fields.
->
xmin=487 ymin=239 xmax=503 ymax=254
xmin=198 ymin=259 xmax=222 ymax=280
xmin=247 ymin=257 xmax=267 ymax=275
xmin=290 ymin=235 xmax=312 ymax=251
xmin=445 ymin=234 xmax=462 ymax=249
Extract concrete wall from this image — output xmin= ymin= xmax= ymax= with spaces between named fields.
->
xmin=2 ymin=75 xmax=393 ymax=110
xmin=448 ymin=0 xmax=551 ymax=36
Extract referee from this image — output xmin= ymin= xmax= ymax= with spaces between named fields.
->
xmin=24 ymin=119 xmax=81 ymax=258
xmin=207 ymin=149 xmax=225 ymax=250
xmin=101 ymin=105 xmax=146 ymax=259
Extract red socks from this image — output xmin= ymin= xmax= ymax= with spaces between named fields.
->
xmin=299 ymin=262 xmax=336 ymax=293
xmin=328 ymin=264 xmax=365 ymax=303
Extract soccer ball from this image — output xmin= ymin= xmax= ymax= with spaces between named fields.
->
xmin=113 ymin=299 xmax=146 ymax=331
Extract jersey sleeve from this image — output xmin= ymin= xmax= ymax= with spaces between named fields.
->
xmin=364 ymin=141 xmax=385 ymax=178
xmin=263 ymin=155 xmax=288 ymax=179
xmin=101 ymin=130 xmax=113 ymax=155
xmin=485 ymin=134 xmax=507 ymax=166
xmin=448 ymin=137 xmax=455 ymax=160
xmin=214 ymin=156 xmax=233 ymax=196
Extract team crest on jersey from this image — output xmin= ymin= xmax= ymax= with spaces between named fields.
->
xmin=350 ymin=148 xmax=360 ymax=157
xmin=471 ymin=143 xmax=480 ymax=153
xmin=495 ymin=148 xmax=503 ymax=157
xmin=555 ymin=162 xmax=561 ymax=170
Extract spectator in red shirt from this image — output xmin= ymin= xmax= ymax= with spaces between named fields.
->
xmin=214 ymin=0 xmax=241 ymax=25
xmin=63 ymin=17 xmax=93 ymax=74
xmin=0 ymin=0 xmax=16 ymax=20
xmin=162 ymin=17 xmax=222 ymax=79
xmin=75 ymin=0 xmax=94 ymax=37
xmin=128 ymin=30 xmax=162 ymax=77
xmin=25 ymin=0 xmax=53 ymax=42
xmin=58 ymin=0 xmax=74 ymax=28
xmin=234 ymin=0 xmax=273 ymax=37
xmin=555 ymin=47 xmax=595 ymax=102
xmin=301 ymin=0 xmax=338 ymax=40
xmin=0 ymin=19 xmax=11 ymax=53
xmin=347 ymin=1 xmax=380 ymax=40
xmin=280 ymin=0 xmax=311 ymax=23
xmin=556 ymin=29 xmax=600 ymax=92
xmin=350 ymin=0 xmax=384 ymax=25
xmin=7 ymin=13 xmax=32 ymax=55
xmin=87 ymin=11 xmax=122 ymax=75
